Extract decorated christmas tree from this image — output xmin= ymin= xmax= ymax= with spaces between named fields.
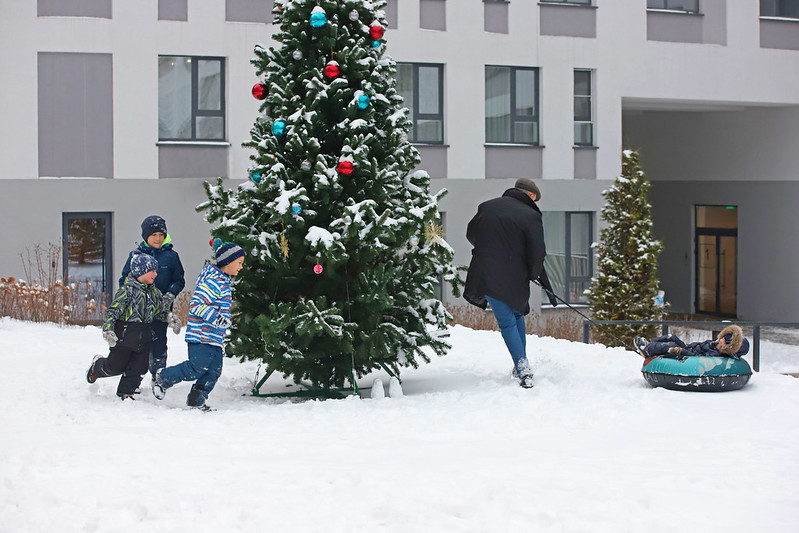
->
xmin=199 ymin=0 xmax=461 ymax=388
xmin=585 ymin=149 xmax=664 ymax=347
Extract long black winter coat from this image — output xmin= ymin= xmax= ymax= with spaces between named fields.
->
xmin=463 ymin=188 xmax=546 ymax=315
xmin=120 ymin=240 xmax=185 ymax=297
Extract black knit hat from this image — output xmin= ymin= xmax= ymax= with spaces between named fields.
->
xmin=515 ymin=178 xmax=541 ymax=200
xmin=130 ymin=252 xmax=159 ymax=278
xmin=141 ymin=215 xmax=167 ymax=240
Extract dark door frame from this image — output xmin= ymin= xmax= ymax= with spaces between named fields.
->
xmin=62 ymin=211 xmax=113 ymax=307
xmin=694 ymin=227 xmax=737 ymax=316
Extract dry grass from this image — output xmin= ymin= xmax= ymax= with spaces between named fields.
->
xmin=447 ymin=304 xmax=589 ymax=342
xmin=532 ymin=311 xmax=588 ymax=342
xmin=0 ymin=243 xmax=101 ymax=325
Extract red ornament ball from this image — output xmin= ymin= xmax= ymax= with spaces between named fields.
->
xmin=313 ymin=263 xmax=324 ymax=275
xmin=369 ymin=23 xmax=385 ymax=40
xmin=337 ymin=161 xmax=354 ymax=175
xmin=323 ymin=61 xmax=340 ymax=80
xmin=251 ymin=83 xmax=268 ymax=100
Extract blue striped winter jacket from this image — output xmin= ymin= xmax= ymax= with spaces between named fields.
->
xmin=185 ymin=262 xmax=231 ymax=348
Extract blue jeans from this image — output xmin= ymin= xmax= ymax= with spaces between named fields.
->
xmin=159 ymin=342 xmax=223 ymax=406
xmin=485 ymin=295 xmax=531 ymax=377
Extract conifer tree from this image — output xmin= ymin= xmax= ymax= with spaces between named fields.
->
xmin=585 ymin=149 xmax=664 ymax=347
xmin=198 ymin=0 xmax=461 ymax=387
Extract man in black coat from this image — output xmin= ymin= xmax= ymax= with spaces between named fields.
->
xmin=463 ymin=179 xmax=557 ymax=388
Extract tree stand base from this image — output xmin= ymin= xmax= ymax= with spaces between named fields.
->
xmin=250 ymin=362 xmax=400 ymax=399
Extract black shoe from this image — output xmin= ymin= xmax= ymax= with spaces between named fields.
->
xmin=519 ymin=375 xmax=534 ymax=389
xmin=152 ymin=369 xmax=166 ymax=400
xmin=86 ymin=355 xmax=102 ymax=384
xmin=633 ymin=337 xmax=649 ymax=357
xmin=189 ymin=404 xmax=215 ymax=412
xmin=117 ymin=393 xmax=136 ymax=401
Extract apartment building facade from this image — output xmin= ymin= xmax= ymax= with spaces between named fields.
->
xmin=1 ymin=0 xmax=798 ymax=321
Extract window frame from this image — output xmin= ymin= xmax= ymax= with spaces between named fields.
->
xmin=158 ymin=55 xmax=226 ymax=142
xmin=485 ymin=65 xmax=540 ymax=146
xmin=395 ymin=62 xmax=445 ymax=145
xmin=646 ymin=0 xmax=700 ymax=13
xmin=541 ymin=211 xmax=594 ymax=305
xmin=573 ymin=69 xmax=594 ymax=147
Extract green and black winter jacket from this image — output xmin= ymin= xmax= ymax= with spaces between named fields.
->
xmin=104 ymin=274 xmax=171 ymax=349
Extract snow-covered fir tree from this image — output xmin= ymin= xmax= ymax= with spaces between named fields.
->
xmin=585 ymin=149 xmax=664 ymax=347
xmin=199 ymin=0 xmax=461 ymax=387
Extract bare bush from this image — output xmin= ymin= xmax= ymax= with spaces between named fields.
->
xmin=0 ymin=243 xmax=102 ymax=325
xmin=531 ymin=312 xmax=587 ymax=342
xmin=448 ymin=303 xmax=592 ymax=343
xmin=447 ymin=304 xmax=543 ymax=334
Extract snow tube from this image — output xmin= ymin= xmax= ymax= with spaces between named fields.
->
xmin=642 ymin=355 xmax=751 ymax=392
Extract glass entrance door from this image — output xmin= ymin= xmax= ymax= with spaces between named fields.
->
xmin=695 ymin=206 xmax=737 ymax=316
xmin=63 ymin=212 xmax=113 ymax=320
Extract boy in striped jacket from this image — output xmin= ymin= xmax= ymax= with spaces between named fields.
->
xmin=152 ymin=240 xmax=246 ymax=411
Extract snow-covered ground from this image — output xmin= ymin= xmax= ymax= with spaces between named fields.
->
xmin=1 ymin=317 xmax=797 ymax=532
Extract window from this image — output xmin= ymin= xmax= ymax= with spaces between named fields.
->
xmin=159 ymin=56 xmax=225 ymax=141
xmin=574 ymin=70 xmax=593 ymax=146
xmin=647 ymin=0 xmax=699 ymax=13
xmin=761 ymin=0 xmax=799 ymax=18
xmin=63 ymin=212 xmax=113 ymax=317
xmin=396 ymin=63 xmax=444 ymax=144
xmin=485 ymin=66 xmax=539 ymax=145
xmin=542 ymin=212 xmax=593 ymax=304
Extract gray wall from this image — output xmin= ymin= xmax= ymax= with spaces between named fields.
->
xmin=624 ymin=106 xmax=799 ymax=320
xmin=0 ymin=179 xmax=215 ymax=294
xmin=651 ymin=181 xmax=799 ymax=322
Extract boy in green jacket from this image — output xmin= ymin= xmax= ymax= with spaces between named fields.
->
xmin=86 ymin=253 xmax=181 ymax=399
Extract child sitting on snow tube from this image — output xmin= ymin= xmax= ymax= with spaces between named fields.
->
xmin=633 ymin=324 xmax=750 ymax=361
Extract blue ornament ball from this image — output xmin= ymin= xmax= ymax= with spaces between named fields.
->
xmin=309 ymin=9 xmax=327 ymax=28
xmin=410 ymin=235 xmax=420 ymax=246
xmin=272 ymin=119 xmax=286 ymax=136
xmin=357 ymin=94 xmax=370 ymax=110
xmin=371 ymin=40 xmax=381 ymax=49
xmin=291 ymin=203 xmax=302 ymax=215
xmin=250 ymin=171 xmax=262 ymax=184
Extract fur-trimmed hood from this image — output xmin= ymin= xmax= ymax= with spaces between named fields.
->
xmin=718 ymin=325 xmax=749 ymax=356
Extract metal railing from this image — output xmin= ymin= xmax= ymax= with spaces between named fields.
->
xmin=582 ymin=320 xmax=799 ymax=372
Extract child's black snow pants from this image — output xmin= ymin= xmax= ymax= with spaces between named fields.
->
xmin=91 ymin=321 xmax=153 ymax=396
xmin=646 ymin=334 xmax=687 ymax=357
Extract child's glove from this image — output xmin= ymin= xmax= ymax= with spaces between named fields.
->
xmin=213 ymin=315 xmax=232 ymax=329
xmin=162 ymin=292 xmax=176 ymax=309
xmin=668 ymin=346 xmax=687 ymax=361
xmin=103 ymin=330 xmax=118 ymax=347
xmin=167 ymin=312 xmax=182 ymax=334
